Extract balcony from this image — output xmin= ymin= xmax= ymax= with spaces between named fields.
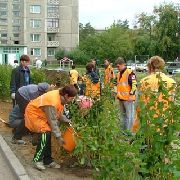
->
xmin=47 ymin=0 xmax=60 ymax=5
xmin=47 ymin=27 xmax=59 ymax=33
xmin=47 ymin=13 xmax=59 ymax=18
xmin=47 ymin=41 xmax=59 ymax=47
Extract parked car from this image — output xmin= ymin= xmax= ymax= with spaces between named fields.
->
xmin=127 ymin=64 xmax=136 ymax=71
xmin=172 ymin=68 xmax=180 ymax=75
xmin=166 ymin=62 xmax=180 ymax=74
xmin=136 ymin=64 xmax=147 ymax=72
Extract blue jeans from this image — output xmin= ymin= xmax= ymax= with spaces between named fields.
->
xmin=118 ymin=100 xmax=135 ymax=131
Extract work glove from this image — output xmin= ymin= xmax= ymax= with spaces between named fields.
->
xmin=11 ymin=93 xmax=16 ymax=99
xmin=129 ymin=90 xmax=135 ymax=95
xmin=58 ymin=137 xmax=65 ymax=146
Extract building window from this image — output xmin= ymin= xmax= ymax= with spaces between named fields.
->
xmin=31 ymin=48 xmax=41 ymax=56
xmin=12 ymin=4 xmax=20 ymax=10
xmin=13 ymin=11 xmax=20 ymax=16
xmin=0 ymin=33 xmax=7 ymax=38
xmin=3 ymin=47 xmax=19 ymax=53
xmin=47 ymin=5 xmax=59 ymax=13
xmin=30 ymin=34 xmax=40 ymax=42
xmin=13 ymin=0 xmax=20 ymax=2
xmin=0 ymin=11 xmax=7 ymax=16
xmin=12 ymin=19 xmax=21 ymax=24
xmin=13 ymin=33 xmax=19 ymax=37
xmin=0 ymin=3 xmax=7 ymax=10
xmin=14 ymin=41 xmax=19 ymax=44
xmin=47 ymin=34 xmax=55 ymax=41
xmin=13 ymin=26 xmax=20 ymax=31
xmin=47 ymin=18 xmax=59 ymax=28
xmin=0 ymin=18 xmax=7 ymax=24
xmin=30 ymin=19 xmax=41 ymax=28
xmin=30 ymin=5 xmax=41 ymax=14
xmin=0 ymin=40 xmax=7 ymax=44
xmin=47 ymin=48 xmax=55 ymax=56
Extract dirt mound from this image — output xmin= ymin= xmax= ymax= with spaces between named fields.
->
xmin=45 ymin=69 xmax=70 ymax=87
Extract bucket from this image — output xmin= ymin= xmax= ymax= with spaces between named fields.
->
xmin=63 ymin=127 xmax=76 ymax=152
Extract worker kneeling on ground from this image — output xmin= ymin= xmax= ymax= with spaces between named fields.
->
xmin=25 ymin=85 xmax=77 ymax=170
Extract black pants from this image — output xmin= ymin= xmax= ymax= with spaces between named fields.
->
xmin=13 ymin=120 xmax=30 ymax=139
xmin=12 ymin=99 xmax=16 ymax=108
xmin=33 ymin=132 xmax=53 ymax=165
xmin=13 ymin=91 xmax=29 ymax=139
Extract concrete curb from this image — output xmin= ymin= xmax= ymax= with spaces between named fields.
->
xmin=0 ymin=135 xmax=30 ymax=180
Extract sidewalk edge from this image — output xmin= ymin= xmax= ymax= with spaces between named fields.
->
xmin=0 ymin=134 xmax=30 ymax=180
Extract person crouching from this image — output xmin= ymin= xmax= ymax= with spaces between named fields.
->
xmin=25 ymin=85 xmax=77 ymax=170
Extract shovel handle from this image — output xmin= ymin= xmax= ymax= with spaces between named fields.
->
xmin=0 ymin=117 xmax=9 ymax=125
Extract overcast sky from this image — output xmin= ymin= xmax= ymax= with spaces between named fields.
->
xmin=79 ymin=0 xmax=179 ymax=29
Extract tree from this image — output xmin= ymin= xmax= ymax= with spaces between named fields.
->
xmin=55 ymin=49 xmax=67 ymax=60
xmin=79 ymin=23 xmax=96 ymax=43
xmin=79 ymin=25 xmax=133 ymax=63
xmin=111 ymin=19 xmax=129 ymax=29
xmin=154 ymin=4 xmax=179 ymax=61
xmin=136 ymin=13 xmax=156 ymax=34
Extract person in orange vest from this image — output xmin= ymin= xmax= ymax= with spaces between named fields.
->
xmin=82 ymin=63 xmax=100 ymax=98
xmin=104 ymin=58 xmax=115 ymax=86
xmin=115 ymin=57 xmax=137 ymax=131
xmin=69 ymin=65 xmax=79 ymax=90
xmin=139 ymin=56 xmax=176 ymax=124
xmin=25 ymin=85 xmax=77 ymax=170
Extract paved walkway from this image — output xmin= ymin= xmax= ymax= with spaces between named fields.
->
xmin=0 ymin=134 xmax=30 ymax=180
xmin=0 ymin=150 xmax=15 ymax=179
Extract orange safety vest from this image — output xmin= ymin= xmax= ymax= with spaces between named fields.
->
xmin=117 ymin=68 xmax=135 ymax=101
xmin=140 ymin=72 xmax=176 ymax=118
xmin=104 ymin=65 xmax=115 ymax=85
xmin=82 ymin=75 xmax=100 ymax=98
xmin=25 ymin=90 xmax=64 ymax=133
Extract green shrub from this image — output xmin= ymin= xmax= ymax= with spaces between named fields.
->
xmin=69 ymin=88 xmax=140 ymax=179
xmin=55 ymin=49 xmax=67 ymax=60
xmin=0 ymin=65 xmax=12 ymax=100
xmin=68 ymin=48 xmax=91 ymax=65
xmin=55 ymin=48 xmax=91 ymax=65
xmin=67 ymin=75 xmax=179 ymax=179
xmin=0 ymin=66 xmax=69 ymax=100
xmin=137 ymin=75 xmax=179 ymax=179
xmin=30 ymin=68 xmax=47 ymax=84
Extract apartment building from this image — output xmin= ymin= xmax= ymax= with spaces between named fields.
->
xmin=0 ymin=0 xmax=79 ymax=65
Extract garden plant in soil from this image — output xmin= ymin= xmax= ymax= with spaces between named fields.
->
xmin=60 ymin=77 xmax=179 ymax=179
xmin=0 ymin=65 xmax=179 ymax=179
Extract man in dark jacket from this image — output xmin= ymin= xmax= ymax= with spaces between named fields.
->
xmin=10 ymin=54 xmax=31 ymax=107
xmin=91 ymin=59 xmax=100 ymax=77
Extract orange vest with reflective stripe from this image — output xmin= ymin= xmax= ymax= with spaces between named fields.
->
xmin=83 ymin=75 xmax=100 ymax=98
xmin=117 ymin=69 xmax=135 ymax=101
xmin=104 ymin=65 xmax=115 ymax=85
xmin=25 ymin=90 xmax=64 ymax=133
